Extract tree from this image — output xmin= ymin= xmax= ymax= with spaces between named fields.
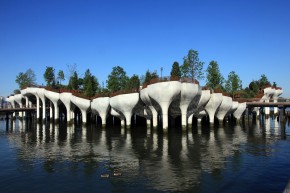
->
xmin=107 ymin=66 xmax=129 ymax=92
xmin=126 ymin=74 xmax=140 ymax=91
xmin=206 ymin=60 xmax=224 ymax=90
xmin=259 ymin=74 xmax=270 ymax=87
xmin=83 ymin=69 xmax=99 ymax=97
xmin=181 ymin=49 xmax=204 ymax=81
xmin=15 ymin=68 xmax=36 ymax=89
xmin=57 ymin=70 xmax=65 ymax=85
xmin=143 ymin=70 xmax=159 ymax=85
xmin=170 ymin=61 xmax=181 ymax=79
xmin=224 ymin=71 xmax=242 ymax=98
xmin=44 ymin=66 xmax=55 ymax=87
xmin=68 ymin=71 xmax=79 ymax=90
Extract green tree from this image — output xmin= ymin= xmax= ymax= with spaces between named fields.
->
xmin=68 ymin=71 xmax=79 ymax=90
xmin=126 ymin=74 xmax=140 ymax=91
xmin=259 ymin=74 xmax=270 ymax=87
xmin=83 ymin=69 xmax=99 ymax=97
xmin=143 ymin=70 xmax=159 ymax=85
xmin=44 ymin=66 xmax=55 ymax=87
xmin=170 ymin=61 xmax=181 ymax=79
xmin=181 ymin=49 xmax=204 ymax=81
xmin=57 ymin=70 xmax=65 ymax=85
xmin=206 ymin=60 xmax=224 ymax=90
xmin=224 ymin=71 xmax=242 ymax=98
xmin=15 ymin=68 xmax=36 ymax=89
xmin=14 ymin=89 xmax=21 ymax=94
xmin=107 ymin=66 xmax=129 ymax=92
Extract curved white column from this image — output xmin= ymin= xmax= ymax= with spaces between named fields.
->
xmin=216 ymin=96 xmax=233 ymax=123
xmin=179 ymin=83 xmax=200 ymax=128
xmin=37 ymin=88 xmax=46 ymax=121
xmin=71 ymin=95 xmax=91 ymax=124
xmin=25 ymin=87 xmax=40 ymax=120
xmin=233 ymin=102 xmax=246 ymax=121
xmin=60 ymin=92 xmax=73 ymax=123
xmin=14 ymin=94 xmax=24 ymax=117
xmin=204 ymin=93 xmax=223 ymax=124
xmin=91 ymin=97 xmax=110 ymax=127
xmin=273 ymin=88 xmax=283 ymax=114
xmin=192 ymin=90 xmax=211 ymax=119
xmin=110 ymin=108 xmax=125 ymax=127
xmin=262 ymin=87 xmax=275 ymax=116
xmin=140 ymin=88 xmax=158 ymax=128
xmin=229 ymin=101 xmax=239 ymax=115
xmin=195 ymin=110 xmax=207 ymax=122
xmin=147 ymin=81 xmax=181 ymax=129
xmin=45 ymin=90 xmax=60 ymax=121
xmin=110 ymin=93 xmax=139 ymax=127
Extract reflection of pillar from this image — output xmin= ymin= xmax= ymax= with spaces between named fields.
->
xmin=50 ymin=101 xmax=53 ymax=119
xmin=273 ymin=99 xmax=278 ymax=115
xmin=188 ymin=114 xmax=193 ymax=126
xmin=42 ymin=98 xmax=46 ymax=121
xmin=36 ymin=96 xmax=40 ymax=121
xmin=265 ymin=99 xmax=270 ymax=116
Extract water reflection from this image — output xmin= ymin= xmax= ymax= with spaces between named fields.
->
xmin=3 ymin=117 xmax=290 ymax=192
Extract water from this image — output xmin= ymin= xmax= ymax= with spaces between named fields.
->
xmin=1 ymin=118 xmax=290 ymax=193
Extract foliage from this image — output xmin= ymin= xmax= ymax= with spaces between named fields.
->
xmin=170 ymin=61 xmax=181 ymax=79
xmin=107 ymin=66 xmax=129 ymax=92
xmin=14 ymin=89 xmax=21 ymax=94
xmin=181 ymin=49 xmax=204 ymax=81
xmin=206 ymin=60 xmax=224 ymax=90
xmin=126 ymin=74 xmax=140 ymax=91
xmin=67 ymin=63 xmax=77 ymax=78
xmin=43 ymin=66 xmax=55 ymax=87
xmin=143 ymin=70 xmax=159 ymax=85
xmin=83 ymin=69 xmax=99 ymax=97
xmin=259 ymin=74 xmax=270 ymax=86
xmin=224 ymin=71 xmax=242 ymax=97
xmin=68 ymin=71 xmax=79 ymax=90
xmin=15 ymin=68 xmax=36 ymax=89
xmin=272 ymin=82 xmax=277 ymax=88
xmin=57 ymin=70 xmax=65 ymax=85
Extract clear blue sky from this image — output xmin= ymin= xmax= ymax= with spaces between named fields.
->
xmin=1 ymin=0 xmax=290 ymax=98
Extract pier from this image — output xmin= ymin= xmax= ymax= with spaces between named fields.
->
xmin=4 ymin=82 xmax=284 ymax=129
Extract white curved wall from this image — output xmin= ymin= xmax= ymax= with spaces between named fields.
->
xmin=147 ymin=81 xmax=181 ymax=129
xmin=233 ymin=102 xmax=246 ymax=121
xmin=71 ymin=96 xmax=91 ymax=123
xmin=216 ymin=96 xmax=233 ymax=122
xmin=45 ymin=90 xmax=60 ymax=120
xmin=110 ymin=93 xmax=139 ymax=127
xmin=60 ymin=92 xmax=73 ymax=123
xmin=91 ymin=97 xmax=110 ymax=126
xmin=140 ymin=88 xmax=158 ymax=127
xmin=204 ymin=93 xmax=223 ymax=124
xmin=179 ymin=83 xmax=200 ymax=128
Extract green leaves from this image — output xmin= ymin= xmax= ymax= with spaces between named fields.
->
xmin=44 ymin=66 xmax=55 ymax=86
xmin=170 ymin=61 xmax=181 ymax=79
xmin=206 ymin=60 xmax=224 ymax=90
xmin=107 ymin=66 xmax=129 ymax=92
xmin=181 ymin=49 xmax=204 ymax=81
xmin=15 ymin=68 xmax=36 ymax=89
xmin=224 ymin=71 xmax=242 ymax=97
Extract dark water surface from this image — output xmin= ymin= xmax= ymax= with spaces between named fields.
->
xmin=1 ymin=118 xmax=290 ymax=193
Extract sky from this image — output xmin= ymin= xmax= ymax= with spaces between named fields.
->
xmin=0 ymin=0 xmax=290 ymax=98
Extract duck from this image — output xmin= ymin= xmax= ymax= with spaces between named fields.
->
xmin=113 ymin=169 xmax=122 ymax=176
xmin=101 ymin=174 xmax=109 ymax=178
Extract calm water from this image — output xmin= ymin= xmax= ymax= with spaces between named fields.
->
xmin=1 ymin=117 xmax=290 ymax=193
